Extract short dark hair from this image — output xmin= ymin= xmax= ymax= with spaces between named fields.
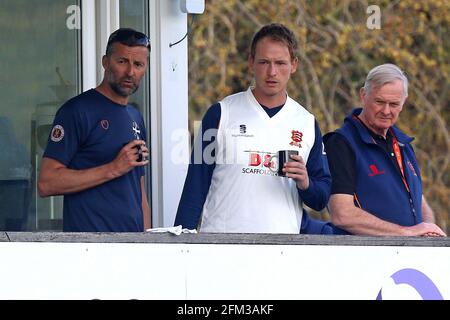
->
xmin=250 ymin=23 xmax=298 ymax=60
xmin=106 ymin=28 xmax=151 ymax=56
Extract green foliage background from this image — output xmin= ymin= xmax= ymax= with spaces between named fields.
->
xmin=188 ymin=0 xmax=450 ymax=232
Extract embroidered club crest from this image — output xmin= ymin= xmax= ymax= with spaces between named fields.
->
xmin=101 ymin=120 xmax=109 ymax=130
xmin=289 ymin=130 xmax=303 ymax=148
xmin=50 ymin=125 xmax=64 ymax=142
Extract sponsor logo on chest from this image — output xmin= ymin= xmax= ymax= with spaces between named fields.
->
xmin=132 ymin=121 xmax=141 ymax=140
xmin=231 ymin=124 xmax=254 ymax=138
xmin=241 ymin=150 xmax=278 ymax=176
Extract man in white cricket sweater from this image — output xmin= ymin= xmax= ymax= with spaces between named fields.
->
xmin=175 ymin=23 xmax=332 ymax=234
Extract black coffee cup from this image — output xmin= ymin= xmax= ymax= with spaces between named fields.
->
xmin=132 ymin=144 xmax=144 ymax=162
xmin=270 ymin=150 xmax=299 ymax=177
xmin=136 ymin=145 xmax=143 ymax=162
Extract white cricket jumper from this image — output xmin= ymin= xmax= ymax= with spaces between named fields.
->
xmin=200 ymin=88 xmax=316 ymax=233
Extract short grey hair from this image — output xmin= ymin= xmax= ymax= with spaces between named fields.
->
xmin=363 ymin=63 xmax=408 ymax=98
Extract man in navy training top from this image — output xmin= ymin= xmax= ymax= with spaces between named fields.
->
xmin=38 ymin=28 xmax=151 ymax=232
xmin=175 ymin=23 xmax=332 ymax=234
xmin=324 ymin=63 xmax=446 ymax=236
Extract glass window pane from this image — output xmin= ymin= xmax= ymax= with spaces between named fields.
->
xmin=0 ymin=0 xmax=81 ymax=231
xmin=119 ymin=0 xmax=152 ymax=224
xmin=119 ymin=0 xmax=149 ymax=116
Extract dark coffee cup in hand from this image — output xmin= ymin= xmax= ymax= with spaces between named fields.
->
xmin=270 ymin=150 xmax=299 ymax=177
xmin=134 ymin=145 xmax=143 ymax=162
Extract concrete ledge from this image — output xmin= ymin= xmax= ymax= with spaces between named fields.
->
xmin=1 ymin=232 xmax=449 ymax=247
xmin=0 ymin=232 xmax=9 ymax=242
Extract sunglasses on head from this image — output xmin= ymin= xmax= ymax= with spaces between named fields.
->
xmin=107 ymin=28 xmax=151 ymax=51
